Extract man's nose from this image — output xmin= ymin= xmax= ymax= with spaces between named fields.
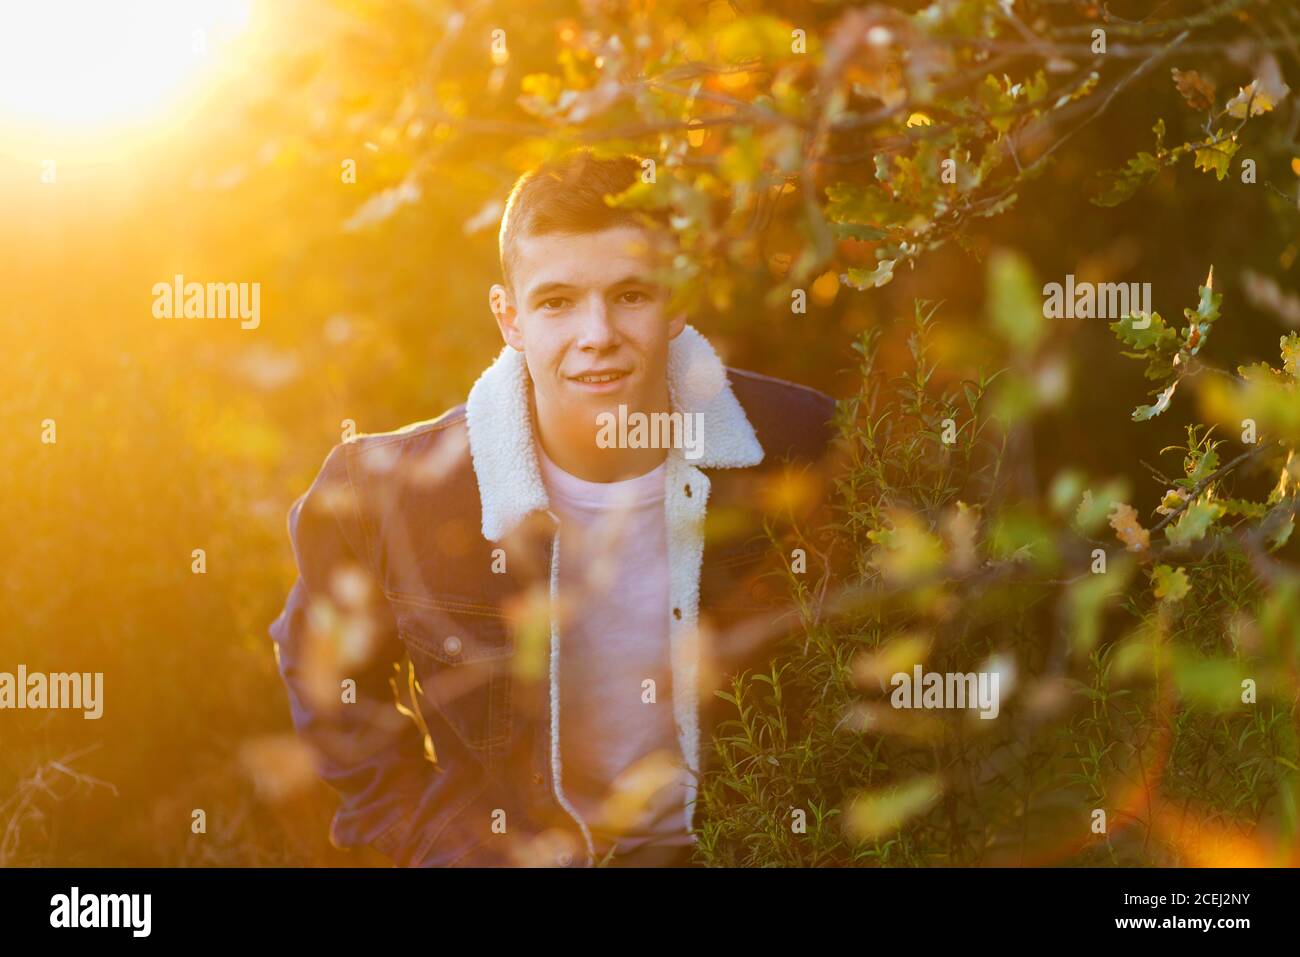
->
xmin=575 ymin=294 xmax=618 ymax=350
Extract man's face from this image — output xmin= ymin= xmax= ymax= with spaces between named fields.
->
xmin=491 ymin=224 xmax=685 ymax=425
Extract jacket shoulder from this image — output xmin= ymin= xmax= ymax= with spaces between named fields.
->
xmin=307 ymin=403 xmax=472 ymax=501
xmin=287 ymin=403 xmax=475 ymax=575
xmin=344 ymin=403 xmax=466 ymax=451
xmin=725 ymin=367 xmax=837 ymax=464
xmin=338 ymin=402 xmax=467 ymax=464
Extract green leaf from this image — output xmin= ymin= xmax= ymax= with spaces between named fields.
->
xmin=1068 ymin=558 xmax=1133 ymax=654
xmin=843 ymin=259 xmax=896 ymax=290
xmin=1165 ymin=499 xmax=1226 ymax=547
xmin=1074 ymin=480 xmax=1131 ymax=534
xmin=1133 ymin=381 xmax=1178 ymax=421
xmin=1110 ymin=311 xmax=1176 ymax=351
xmin=1093 ymin=152 xmax=1161 ymax=207
xmin=988 ymin=507 xmax=1058 ymax=569
xmin=1186 ymin=273 xmax=1221 ymax=326
xmin=1172 ymin=651 xmax=1247 ymax=712
xmin=1193 ymin=135 xmax=1239 ymax=180
xmin=1183 ymin=446 xmax=1220 ymax=487
xmin=988 ymin=250 xmax=1043 ymax=352
xmin=1281 ymin=332 xmax=1300 ymax=378
xmin=825 ymin=181 xmax=902 ymax=228
xmin=1048 ymin=470 xmax=1086 ymax=516
xmin=1152 ymin=564 xmax=1190 ymax=602
xmin=1218 ymin=498 xmax=1267 ymax=518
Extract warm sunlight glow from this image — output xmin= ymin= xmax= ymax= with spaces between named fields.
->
xmin=0 ymin=0 xmax=252 ymax=129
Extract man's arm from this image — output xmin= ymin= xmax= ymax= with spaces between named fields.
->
xmin=268 ymin=441 xmax=511 ymax=866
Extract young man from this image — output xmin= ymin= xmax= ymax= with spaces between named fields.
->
xmin=269 ymin=149 xmax=837 ymax=867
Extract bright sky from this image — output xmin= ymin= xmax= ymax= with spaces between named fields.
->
xmin=0 ymin=0 xmax=253 ymax=133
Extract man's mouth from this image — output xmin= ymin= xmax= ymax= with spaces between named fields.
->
xmin=569 ymin=369 xmax=630 ymax=385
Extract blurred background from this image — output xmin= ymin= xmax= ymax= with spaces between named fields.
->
xmin=1 ymin=0 xmax=1297 ymax=865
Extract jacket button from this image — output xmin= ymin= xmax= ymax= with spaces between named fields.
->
xmin=532 ymin=771 xmax=544 ymax=786
xmin=673 ymin=607 xmax=682 ymax=620
xmin=443 ymin=635 xmax=462 ymax=656
xmin=684 ymin=484 xmax=692 ymax=497
xmin=556 ymin=850 xmax=572 ymax=867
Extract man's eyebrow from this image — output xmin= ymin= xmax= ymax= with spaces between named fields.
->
xmin=526 ymin=275 xmax=657 ymax=299
xmin=526 ymin=281 xmax=578 ymax=299
xmin=608 ymin=274 xmax=657 ymax=288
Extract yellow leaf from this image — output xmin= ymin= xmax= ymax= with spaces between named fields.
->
xmin=1156 ymin=488 xmax=1188 ymax=515
xmin=718 ymin=70 xmax=750 ymax=91
xmin=1193 ymin=136 xmax=1238 ymax=181
xmin=757 ymin=465 xmax=820 ymax=514
xmin=851 ymin=632 xmax=932 ymax=689
xmin=1108 ymin=502 xmax=1150 ymax=552
xmin=1226 ymin=80 xmax=1275 ymax=119
xmin=1153 ymin=564 xmax=1190 ymax=602
xmin=811 ymin=270 xmax=840 ymax=305
xmin=845 ymin=776 xmax=942 ymax=841
xmin=520 ymin=73 xmax=562 ymax=102
xmin=868 ymin=510 xmax=946 ymax=583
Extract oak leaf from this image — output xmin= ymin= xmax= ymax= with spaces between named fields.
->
xmin=1109 ymin=502 xmax=1150 ymax=552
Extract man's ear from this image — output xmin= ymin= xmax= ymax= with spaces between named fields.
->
xmin=489 ymin=283 xmax=524 ymax=351
xmin=667 ymin=307 xmax=687 ymax=340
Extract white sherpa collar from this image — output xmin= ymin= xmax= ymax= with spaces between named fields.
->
xmin=464 ymin=323 xmax=764 ymax=542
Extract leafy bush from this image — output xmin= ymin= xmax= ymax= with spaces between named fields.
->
xmin=698 ymin=272 xmax=1299 ymax=866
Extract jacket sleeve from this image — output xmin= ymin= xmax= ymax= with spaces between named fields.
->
xmin=268 ymin=441 xmax=513 ymax=866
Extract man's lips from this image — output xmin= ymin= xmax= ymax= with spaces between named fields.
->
xmin=568 ymin=369 xmax=630 ymax=385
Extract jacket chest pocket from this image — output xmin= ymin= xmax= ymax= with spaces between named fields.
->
xmin=388 ymin=593 xmax=514 ymax=759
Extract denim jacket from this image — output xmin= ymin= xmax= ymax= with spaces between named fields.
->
xmin=268 ymin=325 xmax=837 ymax=867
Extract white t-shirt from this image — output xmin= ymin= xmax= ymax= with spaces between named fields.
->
xmin=538 ymin=445 xmax=696 ymax=860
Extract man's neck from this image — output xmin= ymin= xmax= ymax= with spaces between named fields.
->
xmin=532 ymin=391 xmax=671 ymax=483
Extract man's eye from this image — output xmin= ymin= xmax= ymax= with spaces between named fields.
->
xmin=618 ymin=290 xmax=650 ymax=304
xmin=539 ymin=298 xmax=569 ymax=310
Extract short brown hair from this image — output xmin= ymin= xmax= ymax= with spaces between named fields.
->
xmin=497 ymin=149 xmax=668 ymax=294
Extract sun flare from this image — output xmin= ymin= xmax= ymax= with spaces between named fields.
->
xmin=0 ymin=0 xmax=252 ymax=131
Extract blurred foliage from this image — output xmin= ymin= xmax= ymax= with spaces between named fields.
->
xmin=698 ymin=267 xmax=1300 ymax=867
xmin=1 ymin=0 xmax=1298 ymax=865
